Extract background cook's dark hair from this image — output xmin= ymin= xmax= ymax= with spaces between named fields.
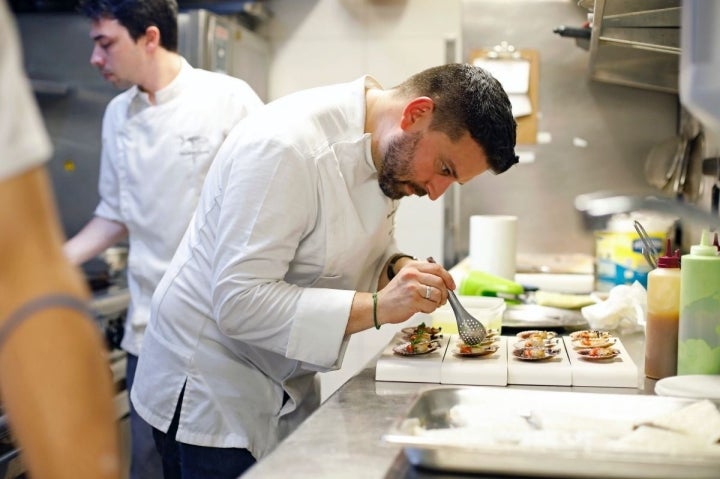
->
xmin=394 ymin=63 xmax=519 ymax=174
xmin=79 ymin=0 xmax=179 ymax=52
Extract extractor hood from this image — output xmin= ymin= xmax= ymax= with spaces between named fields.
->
xmin=10 ymin=0 xmax=270 ymax=20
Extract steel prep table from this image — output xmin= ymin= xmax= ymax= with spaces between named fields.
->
xmin=241 ymin=329 xmax=670 ymax=479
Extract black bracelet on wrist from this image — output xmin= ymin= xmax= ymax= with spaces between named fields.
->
xmin=387 ymin=254 xmax=416 ymax=280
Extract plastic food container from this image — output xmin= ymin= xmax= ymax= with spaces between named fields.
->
xmin=594 ymin=212 xmax=676 ymax=291
xmin=431 ymin=296 xmax=506 ymax=334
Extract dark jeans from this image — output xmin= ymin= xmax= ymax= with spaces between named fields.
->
xmin=151 ymin=385 xmax=256 ymax=479
xmin=126 ymin=353 xmax=164 ymax=479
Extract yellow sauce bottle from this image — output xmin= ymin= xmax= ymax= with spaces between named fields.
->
xmin=644 ymin=239 xmax=681 ymax=380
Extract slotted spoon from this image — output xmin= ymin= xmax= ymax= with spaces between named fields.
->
xmin=427 ymin=257 xmax=487 ymax=345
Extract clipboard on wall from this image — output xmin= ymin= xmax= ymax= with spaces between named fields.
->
xmin=470 ymin=43 xmax=539 ymax=145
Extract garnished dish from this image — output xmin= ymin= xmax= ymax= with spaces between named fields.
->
xmin=516 ymin=330 xmax=558 ymax=341
xmin=453 ymin=342 xmax=499 ymax=357
xmin=512 ymin=346 xmax=561 ymax=361
xmin=484 ymin=329 xmax=500 ymax=339
xmin=393 ymin=339 xmax=441 ymax=356
xmin=569 ymin=329 xmax=613 ymax=341
xmin=513 ymin=337 xmax=559 ymax=349
xmin=476 ymin=334 xmax=500 ymax=346
xmin=577 ymin=347 xmax=621 ymax=361
xmin=401 ymin=322 xmax=442 ymax=342
xmin=571 ymin=336 xmax=616 ymax=349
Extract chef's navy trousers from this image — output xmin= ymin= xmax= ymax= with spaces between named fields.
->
xmin=126 ymin=353 xmax=164 ymax=479
xmin=151 ymin=384 xmax=257 ymax=479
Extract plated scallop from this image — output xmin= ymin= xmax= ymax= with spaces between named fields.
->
xmin=453 ymin=343 xmax=499 ymax=357
xmin=569 ymin=329 xmax=613 ymax=341
xmin=512 ymin=346 xmax=561 ymax=361
xmin=513 ymin=337 xmax=559 ymax=349
xmin=516 ymin=330 xmax=558 ymax=341
xmin=393 ymin=339 xmax=441 ymax=356
xmin=401 ymin=322 xmax=442 ymax=341
xmin=571 ymin=336 xmax=616 ymax=349
xmin=485 ymin=329 xmax=500 ymax=339
xmin=479 ymin=334 xmax=500 ymax=346
xmin=577 ymin=347 xmax=621 ymax=361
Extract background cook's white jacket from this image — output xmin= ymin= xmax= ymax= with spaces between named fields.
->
xmin=94 ymin=58 xmax=262 ymax=355
xmin=132 ymin=76 xmax=403 ymax=458
xmin=0 ymin=1 xmax=52 ymax=180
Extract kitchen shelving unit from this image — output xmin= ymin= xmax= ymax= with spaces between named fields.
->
xmin=586 ymin=0 xmax=681 ymax=94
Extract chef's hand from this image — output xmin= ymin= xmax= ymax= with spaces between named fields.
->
xmin=376 ymin=259 xmax=455 ymax=326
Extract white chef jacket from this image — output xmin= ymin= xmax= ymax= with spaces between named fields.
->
xmin=0 ymin=2 xmax=52 ymax=181
xmin=132 ymin=76 xmax=404 ymax=459
xmin=94 ymin=58 xmax=263 ymax=355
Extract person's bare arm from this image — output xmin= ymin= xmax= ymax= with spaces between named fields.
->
xmin=0 ymin=167 xmax=120 ymax=479
xmin=64 ymin=216 xmax=128 ymax=266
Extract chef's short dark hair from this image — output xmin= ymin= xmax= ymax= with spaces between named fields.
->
xmin=79 ymin=0 xmax=179 ymax=52
xmin=395 ymin=63 xmax=519 ymax=174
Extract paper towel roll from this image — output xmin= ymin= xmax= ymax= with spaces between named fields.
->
xmin=469 ymin=215 xmax=517 ymax=280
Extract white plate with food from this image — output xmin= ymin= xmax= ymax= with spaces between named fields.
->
xmin=512 ymin=346 xmax=561 ymax=361
xmin=453 ymin=343 xmax=499 ymax=358
xmin=516 ymin=330 xmax=558 ymax=341
xmin=401 ymin=323 xmax=442 ymax=341
xmin=569 ymin=329 xmax=613 ymax=341
xmin=512 ymin=337 xmax=559 ymax=349
xmin=484 ymin=328 xmax=500 ymax=339
xmin=571 ymin=336 xmax=617 ymax=349
xmin=576 ymin=347 xmax=621 ymax=361
xmin=393 ymin=340 xmax=441 ymax=356
xmin=478 ymin=335 xmax=500 ymax=346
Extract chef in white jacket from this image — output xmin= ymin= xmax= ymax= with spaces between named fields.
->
xmin=62 ymin=1 xmax=263 ymax=477
xmin=132 ymin=63 xmax=518 ymax=478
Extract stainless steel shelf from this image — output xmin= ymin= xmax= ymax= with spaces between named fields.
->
xmin=588 ymin=0 xmax=681 ymax=94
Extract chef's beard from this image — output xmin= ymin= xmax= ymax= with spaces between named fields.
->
xmin=378 ymin=131 xmax=427 ymax=200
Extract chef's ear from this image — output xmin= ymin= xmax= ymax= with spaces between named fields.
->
xmin=400 ymin=97 xmax=434 ymax=131
xmin=143 ymin=25 xmax=161 ymax=52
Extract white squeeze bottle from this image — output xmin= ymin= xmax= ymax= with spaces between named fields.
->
xmin=677 ymin=230 xmax=720 ymax=375
xmin=644 ymin=239 xmax=681 ymax=380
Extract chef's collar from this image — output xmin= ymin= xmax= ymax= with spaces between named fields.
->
xmin=149 ymin=57 xmax=192 ymax=105
xmin=128 ymin=57 xmax=192 ymax=114
xmin=361 ymin=75 xmax=381 ymax=174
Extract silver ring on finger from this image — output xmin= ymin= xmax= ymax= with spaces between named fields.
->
xmin=424 ymin=285 xmax=432 ymax=300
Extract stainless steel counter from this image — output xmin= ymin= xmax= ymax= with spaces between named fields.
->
xmin=242 ymin=329 xmax=657 ymax=479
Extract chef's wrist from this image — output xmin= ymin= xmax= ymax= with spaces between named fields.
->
xmin=372 ymin=292 xmax=380 ymax=329
xmin=387 ymin=254 xmax=416 ymax=280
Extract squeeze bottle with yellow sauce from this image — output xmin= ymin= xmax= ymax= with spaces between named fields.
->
xmin=644 ymin=239 xmax=681 ymax=379
xmin=678 ymin=230 xmax=720 ymax=375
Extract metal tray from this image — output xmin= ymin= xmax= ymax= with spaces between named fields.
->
xmin=383 ymin=387 xmax=720 ymax=478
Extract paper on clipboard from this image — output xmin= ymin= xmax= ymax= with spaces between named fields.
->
xmin=474 ymin=57 xmax=532 ymax=118
xmin=473 ymin=58 xmax=530 ymax=94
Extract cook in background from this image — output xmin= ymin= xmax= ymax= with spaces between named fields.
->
xmin=132 ymin=63 xmax=518 ymax=478
xmin=0 ymin=3 xmax=119 ymax=478
xmin=62 ymin=1 xmax=263 ymax=478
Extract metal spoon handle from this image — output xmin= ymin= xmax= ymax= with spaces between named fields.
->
xmin=446 ymin=289 xmax=463 ymax=315
xmin=426 ymin=257 xmax=487 ymax=345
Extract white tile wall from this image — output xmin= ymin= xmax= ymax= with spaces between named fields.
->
xmin=265 ymin=0 xmax=461 ymax=401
